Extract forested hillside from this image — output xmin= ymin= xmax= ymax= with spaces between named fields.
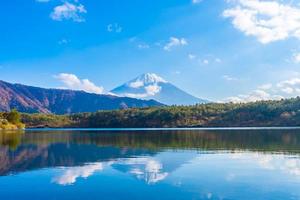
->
xmin=20 ymin=97 xmax=300 ymax=128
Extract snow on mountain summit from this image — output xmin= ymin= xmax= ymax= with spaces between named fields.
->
xmin=127 ymin=73 xmax=167 ymax=89
xmin=111 ymin=73 xmax=208 ymax=105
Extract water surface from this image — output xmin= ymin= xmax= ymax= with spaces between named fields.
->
xmin=0 ymin=129 xmax=300 ymax=200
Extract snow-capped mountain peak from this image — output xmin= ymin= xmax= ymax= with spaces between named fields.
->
xmin=127 ymin=73 xmax=167 ymax=89
xmin=111 ymin=73 xmax=208 ymax=105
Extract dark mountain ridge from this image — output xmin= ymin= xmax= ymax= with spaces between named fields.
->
xmin=0 ymin=80 xmax=163 ymax=114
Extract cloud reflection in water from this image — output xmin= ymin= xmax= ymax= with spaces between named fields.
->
xmin=53 ymin=156 xmax=169 ymax=185
xmin=53 ymin=163 xmax=104 ymax=185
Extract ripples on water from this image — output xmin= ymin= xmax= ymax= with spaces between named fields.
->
xmin=0 ymin=129 xmax=300 ymax=200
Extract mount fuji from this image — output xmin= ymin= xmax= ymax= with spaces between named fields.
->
xmin=110 ymin=73 xmax=208 ymax=105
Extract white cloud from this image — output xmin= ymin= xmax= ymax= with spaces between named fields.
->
xmin=188 ymin=54 xmax=196 ymax=60
xmin=121 ymin=83 xmax=162 ymax=99
xmin=129 ymin=80 xmax=144 ymax=88
xmin=224 ymin=76 xmax=300 ymax=103
xmin=293 ymin=53 xmax=300 ymax=63
xmin=53 ymin=163 xmax=103 ymax=185
xmin=223 ymin=0 xmax=300 ymax=44
xmin=223 ymin=75 xmax=238 ymax=81
xmin=107 ymin=23 xmax=122 ymax=33
xmin=215 ymin=58 xmax=222 ymax=63
xmin=277 ymin=78 xmax=300 ymax=94
xmin=123 ymin=83 xmax=162 ymax=99
xmin=224 ymin=80 xmax=288 ymax=103
xmin=225 ymin=89 xmax=279 ymax=103
xmin=50 ymin=2 xmax=87 ymax=22
xmin=55 ymin=73 xmax=104 ymax=94
xmin=191 ymin=54 xmax=221 ymax=65
xmin=138 ymin=44 xmax=150 ymax=49
xmin=202 ymin=59 xmax=209 ymax=65
xmin=281 ymin=87 xmax=294 ymax=94
xmin=164 ymin=37 xmax=188 ymax=51
xmin=192 ymin=0 xmax=203 ymax=4
xmin=277 ymin=78 xmax=300 ymax=87
xmin=145 ymin=84 xmax=161 ymax=96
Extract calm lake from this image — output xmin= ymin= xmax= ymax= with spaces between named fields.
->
xmin=0 ymin=129 xmax=300 ymax=200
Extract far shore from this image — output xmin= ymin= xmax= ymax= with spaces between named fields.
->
xmin=13 ymin=126 xmax=300 ymax=131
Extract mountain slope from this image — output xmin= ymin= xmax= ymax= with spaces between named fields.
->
xmin=0 ymin=80 xmax=163 ymax=114
xmin=111 ymin=73 xmax=208 ymax=105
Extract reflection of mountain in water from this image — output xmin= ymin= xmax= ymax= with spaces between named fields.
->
xmin=52 ymin=151 xmax=196 ymax=185
xmin=112 ymin=151 xmax=195 ymax=184
xmin=0 ymin=144 xmax=154 ymax=176
xmin=1 ymin=129 xmax=300 ymax=178
xmin=52 ymin=157 xmax=171 ymax=185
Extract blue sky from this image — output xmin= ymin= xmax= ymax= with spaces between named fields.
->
xmin=1 ymin=0 xmax=300 ymax=102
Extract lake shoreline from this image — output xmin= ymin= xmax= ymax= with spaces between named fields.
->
xmin=21 ymin=126 xmax=300 ymax=132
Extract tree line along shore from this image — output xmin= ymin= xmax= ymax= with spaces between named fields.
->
xmin=8 ymin=97 xmax=300 ymax=129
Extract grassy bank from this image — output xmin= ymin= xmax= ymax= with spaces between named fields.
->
xmin=0 ymin=110 xmax=25 ymax=130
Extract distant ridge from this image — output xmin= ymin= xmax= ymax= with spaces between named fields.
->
xmin=0 ymin=80 xmax=163 ymax=114
xmin=111 ymin=73 xmax=208 ymax=105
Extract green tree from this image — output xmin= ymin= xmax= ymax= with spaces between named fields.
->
xmin=7 ymin=109 xmax=21 ymax=124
